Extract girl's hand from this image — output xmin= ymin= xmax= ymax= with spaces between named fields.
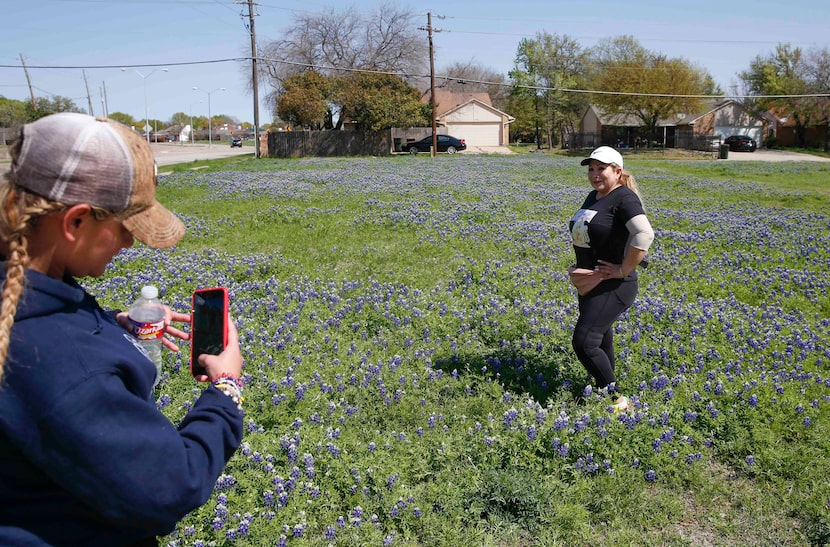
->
xmin=117 ymin=306 xmax=191 ymax=352
xmin=194 ymin=316 xmax=243 ymax=383
xmin=160 ymin=307 xmax=191 ymax=352
xmin=596 ymin=259 xmax=624 ymax=279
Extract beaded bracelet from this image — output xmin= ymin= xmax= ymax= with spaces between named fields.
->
xmin=213 ymin=375 xmax=245 ymax=414
xmin=215 ymin=372 xmax=244 ymax=390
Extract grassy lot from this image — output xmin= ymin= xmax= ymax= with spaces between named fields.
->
xmin=82 ymin=153 xmax=829 ymax=546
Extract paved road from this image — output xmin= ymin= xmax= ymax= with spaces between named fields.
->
xmin=150 ymin=142 xmax=254 ymax=166
xmin=2 ymin=144 xmax=827 ymax=170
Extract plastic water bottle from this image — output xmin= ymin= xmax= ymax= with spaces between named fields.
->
xmin=128 ymin=285 xmax=165 ymax=388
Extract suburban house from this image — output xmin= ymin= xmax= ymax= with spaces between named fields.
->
xmin=766 ymin=109 xmax=829 ymax=148
xmin=431 ymin=91 xmax=515 ymax=147
xmin=575 ymin=100 xmax=769 ymax=149
xmin=395 ymin=91 xmax=514 ymax=149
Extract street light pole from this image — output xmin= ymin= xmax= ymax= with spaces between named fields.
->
xmin=192 ymin=86 xmax=225 ymax=148
xmin=122 ymin=68 xmax=168 ymax=144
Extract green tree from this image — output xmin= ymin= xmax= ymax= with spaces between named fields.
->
xmin=171 ymin=112 xmax=189 ymax=127
xmin=107 ymin=112 xmax=136 ymax=127
xmin=277 ymin=70 xmax=332 ymax=129
xmin=740 ymin=44 xmax=830 ymax=148
xmin=588 ymin=36 xmax=711 ymax=144
xmin=502 ymin=90 xmax=536 ymax=143
xmin=0 ymin=96 xmax=30 ymax=129
xmin=29 ymin=96 xmax=84 ymax=120
xmin=189 ymin=116 xmax=208 ymax=131
xmin=0 ymin=95 xmax=83 ymax=126
xmin=335 ymin=73 xmax=430 ymax=131
xmin=509 ymin=32 xmax=588 ymax=148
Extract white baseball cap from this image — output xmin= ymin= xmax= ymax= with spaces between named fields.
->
xmin=580 ymin=146 xmax=623 ymax=169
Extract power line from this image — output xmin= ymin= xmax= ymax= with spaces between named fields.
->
xmin=0 ymin=58 xmax=248 ymax=70
xmin=441 ymin=28 xmax=829 ymax=48
xmin=3 ymin=57 xmax=828 ymax=101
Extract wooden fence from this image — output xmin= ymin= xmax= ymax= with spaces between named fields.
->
xmin=267 ymin=129 xmax=393 ymax=158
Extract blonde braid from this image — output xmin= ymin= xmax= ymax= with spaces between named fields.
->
xmin=619 ymin=170 xmax=645 ymax=209
xmin=0 ymin=177 xmax=67 ymax=383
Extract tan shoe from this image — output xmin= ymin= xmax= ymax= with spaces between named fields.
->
xmin=611 ymin=395 xmax=630 ymax=413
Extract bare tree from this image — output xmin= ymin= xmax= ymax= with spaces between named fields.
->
xmin=259 ymin=3 xmax=427 ymax=120
xmin=432 ymin=60 xmax=509 ymax=109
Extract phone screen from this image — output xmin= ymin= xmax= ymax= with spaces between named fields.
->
xmin=191 ymin=288 xmax=228 ymax=377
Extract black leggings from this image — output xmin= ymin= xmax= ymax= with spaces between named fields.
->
xmin=572 ymin=278 xmax=638 ymax=389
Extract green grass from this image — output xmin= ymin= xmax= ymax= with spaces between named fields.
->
xmin=85 ymin=154 xmax=830 ymax=546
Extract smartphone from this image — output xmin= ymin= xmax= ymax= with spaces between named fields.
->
xmin=190 ymin=287 xmax=229 ymax=377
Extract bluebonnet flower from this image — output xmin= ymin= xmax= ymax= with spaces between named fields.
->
xmin=652 ymin=439 xmax=662 ymax=453
xmin=215 ymin=474 xmax=236 ymax=491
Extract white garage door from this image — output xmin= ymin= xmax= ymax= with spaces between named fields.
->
xmin=446 ymin=123 xmax=501 ymax=147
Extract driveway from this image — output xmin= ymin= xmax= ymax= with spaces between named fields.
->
xmin=722 ymin=149 xmax=830 ymax=162
xmin=463 ymin=146 xmax=514 ymax=155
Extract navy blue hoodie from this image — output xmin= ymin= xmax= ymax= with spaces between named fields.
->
xmin=0 ymin=268 xmax=243 ymax=546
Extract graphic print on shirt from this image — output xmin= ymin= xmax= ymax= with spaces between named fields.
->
xmin=570 ymin=209 xmax=597 ymax=248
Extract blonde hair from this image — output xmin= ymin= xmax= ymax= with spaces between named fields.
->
xmin=615 ymin=165 xmax=645 ymax=208
xmin=0 ymin=184 xmax=66 ymax=383
xmin=1 ymin=136 xmax=122 ymax=383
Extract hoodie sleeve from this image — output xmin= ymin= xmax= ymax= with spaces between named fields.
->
xmin=34 ymin=372 xmax=243 ymax=534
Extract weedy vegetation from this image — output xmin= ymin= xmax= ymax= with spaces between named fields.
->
xmin=89 ymin=154 xmax=830 ymax=546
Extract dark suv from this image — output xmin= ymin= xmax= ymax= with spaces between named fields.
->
xmin=230 ymin=137 xmax=243 ymax=148
xmin=724 ymin=135 xmax=757 ymax=152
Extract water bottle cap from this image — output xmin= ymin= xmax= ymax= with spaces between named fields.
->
xmin=141 ymin=285 xmax=159 ymax=299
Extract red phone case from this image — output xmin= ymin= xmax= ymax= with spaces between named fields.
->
xmin=190 ymin=287 xmax=229 ymax=376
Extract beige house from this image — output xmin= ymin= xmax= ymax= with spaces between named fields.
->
xmin=576 ymin=100 xmax=769 ymax=148
xmin=424 ymin=91 xmax=515 ymax=147
xmin=432 ymin=91 xmax=515 ymax=147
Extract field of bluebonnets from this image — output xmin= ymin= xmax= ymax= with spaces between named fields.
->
xmin=88 ymin=153 xmax=829 ymax=546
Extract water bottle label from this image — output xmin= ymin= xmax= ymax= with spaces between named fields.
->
xmin=130 ymin=318 xmax=165 ymax=340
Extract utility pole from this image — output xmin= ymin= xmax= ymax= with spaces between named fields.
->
xmin=246 ymin=0 xmax=261 ymax=158
xmin=19 ymin=53 xmax=37 ymax=111
xmin=101 ymin=81 xmax=110 ymax=118
xmin=83 ymin=70 xmax=94 ymax=116
xmin=424 ymin=13 xmax=439 ymax=157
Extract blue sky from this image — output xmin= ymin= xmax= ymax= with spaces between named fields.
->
xmin=2 ymin=0 xmax=827 ymax=126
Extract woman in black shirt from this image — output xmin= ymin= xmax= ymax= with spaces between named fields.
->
xmin=568 ymin=146 xmax=654 ymax=412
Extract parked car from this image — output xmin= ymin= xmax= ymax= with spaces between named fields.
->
xmin=724 ymin=135 xmax=757 ymax=152
xmin=402 ymin=134 xmax=466 ymax=154
xmin=230 ymin=137 xmax=243 ymax=148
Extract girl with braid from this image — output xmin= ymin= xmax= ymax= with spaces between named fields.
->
xmin=0 ymin=113 xmax=244 ymax=546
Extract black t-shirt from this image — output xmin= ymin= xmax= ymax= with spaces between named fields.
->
xmin=569 ymin=186 xmax=645 ymax=269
